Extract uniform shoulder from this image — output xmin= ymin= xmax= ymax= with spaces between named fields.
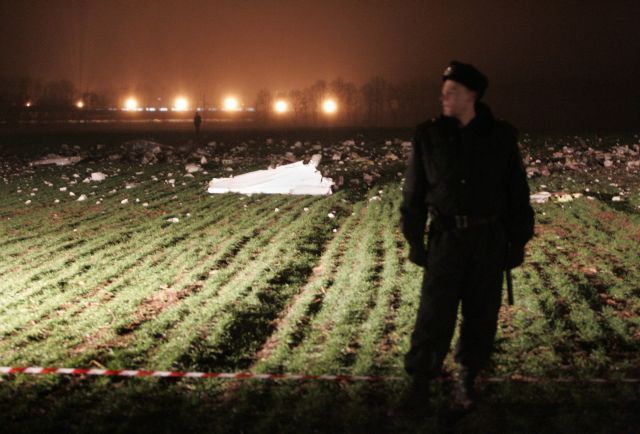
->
xmin=494 ymin=119 xmax=518 ymax=139
xmin=416 ymin=117 xmax=439 ymax=131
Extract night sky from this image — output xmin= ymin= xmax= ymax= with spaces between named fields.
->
xmin=1 ymin=0 xmax=638 ymax=131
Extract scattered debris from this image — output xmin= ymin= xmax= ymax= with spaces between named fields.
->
xmin=30 ymin=155 xmax=84 ymax=166
xmin=530 ymin=192 xmax=552 ymax=203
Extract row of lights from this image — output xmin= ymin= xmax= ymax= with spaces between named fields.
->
xmin=26 ymin=96 xmax=339 ymax=114
xmin=122 ymin=96 xmax=338 ymax=114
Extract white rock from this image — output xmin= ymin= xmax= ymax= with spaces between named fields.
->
xmin=77 ymin=194 xmax=87 ymax=201
xmin=121 ymin=198 xmax=129 ymax=204
xmin=166 ymin=217 xmax=179 ymax=223
xmin=327 ymin=212 xmax=336 ymax=219
xmin=91 ymin=172 xmax=107 ymax=182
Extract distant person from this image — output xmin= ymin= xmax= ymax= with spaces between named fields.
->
xmin=400 ymin=60 xmax=534 ymax=409
xmin=194 ymin=111 xmax=202 ymax=137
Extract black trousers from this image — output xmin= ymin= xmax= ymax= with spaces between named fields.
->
xmin=405 ymin=221 xmax=507 ymax=378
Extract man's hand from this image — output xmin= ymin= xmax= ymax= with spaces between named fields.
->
xmin=506 ymin=242 xmax=525 ymax=269
xmin=409 ymin=245 xmax=428 ymax=267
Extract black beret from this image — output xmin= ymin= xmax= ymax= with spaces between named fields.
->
xmin=442 ymin=60 xmax=488 ymax=99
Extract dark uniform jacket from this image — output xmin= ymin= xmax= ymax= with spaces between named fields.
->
xmin=400 ymin=101 xmax=534 ymax=267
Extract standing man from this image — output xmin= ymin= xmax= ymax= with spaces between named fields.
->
xmin=193 ymin=110 xmax=202 ymax=137
xmin=400 ymin=60 xmax=534 ymax=408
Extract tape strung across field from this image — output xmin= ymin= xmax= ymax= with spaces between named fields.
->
xmin=1 ymin=367 xmax=638 ymax=384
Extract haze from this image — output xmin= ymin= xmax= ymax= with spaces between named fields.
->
xmin=1 ymin=0 xmax=638 ymax=130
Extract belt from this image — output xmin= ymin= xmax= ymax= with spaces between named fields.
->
xmin=430 ymin=212 xmax=500 ymax=230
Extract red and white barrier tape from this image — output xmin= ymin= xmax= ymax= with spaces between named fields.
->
xmin=1 ymin=367 xmax=638 ymax=383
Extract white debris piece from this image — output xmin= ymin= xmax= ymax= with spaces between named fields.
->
xmin=555 ymin=193 xmax=574 ymax=203
xmin=77 ymin=194 xmax=87 ymax=201
xmin=30 ymin=155 xmax=84 ymax=166
xmin=91 ymin=172 xmax=107 ymax=182
xmin=121 ymin=198 xmax=129 ymax=204
xmin=185 ymin=163 xmax=201 ymax=173
xmin=207 ymin=154 xmax=333 ymax=196
xmin=530 ymin=191 xmax=552 ymax=203
xmin=166 ymin=217 xmax=180 ymax=223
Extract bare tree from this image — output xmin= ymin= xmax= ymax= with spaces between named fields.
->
xmin=254 ymin=88 xmax=273 ymax=122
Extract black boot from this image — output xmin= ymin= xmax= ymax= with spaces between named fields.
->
xmin=399 ymin=374 xmax=432 ymax=417
xmin=453 ymin=367 xmax=478 ymax=410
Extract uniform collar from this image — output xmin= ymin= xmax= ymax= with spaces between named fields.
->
xmin=438 ymin=101 xmax=495 ymax=136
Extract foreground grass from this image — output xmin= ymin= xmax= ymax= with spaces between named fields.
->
xmin=1 ymin=158 xmax=639 ymax=433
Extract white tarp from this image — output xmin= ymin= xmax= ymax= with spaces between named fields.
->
xmin=207 ymin=154 xmax=333 ymax=195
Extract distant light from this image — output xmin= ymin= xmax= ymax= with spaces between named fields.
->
xmin=223 ymin=97 xmax=239 ymax=111
xmin=124 ymin=97 xmax=138 ymax=111
xmin=322 ymin=99 xmax=337 ymax=114
xmin=274 ymin=100 xmax=288 ymax=113
xmin=25 ymin=101 xmax=32 ymax=108
xmin=76 ymin=100 xmax=84 ymax=109
xmin=173 ymin=97 xmax=188 ymax=111
xmin=159 ymin=107 xmax=169 ymax=112
xmin=146 ymin=107 xmax=156 ymax=112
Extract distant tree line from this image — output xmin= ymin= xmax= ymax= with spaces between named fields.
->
xmin=0 ymin=75 xmax=442 ymax=126
xmin=253 ymin=77 xmax=441 ymax=126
